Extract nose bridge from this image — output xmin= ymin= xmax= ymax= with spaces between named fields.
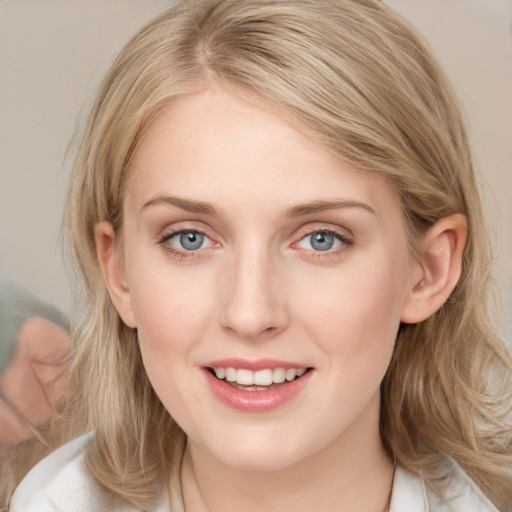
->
xmin=219 ymin=239 xmax=287 ymax=339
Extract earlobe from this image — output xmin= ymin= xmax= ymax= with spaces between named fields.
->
xmin=94 ymin=221 xmax=137 ymax=328
xmin=401 ymin=214 xmax=468 ymax=324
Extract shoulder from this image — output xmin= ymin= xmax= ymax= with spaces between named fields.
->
xmin=390 ymin=460 xmax=499 ymax=512
xmin=10 ymin=433 xmax=134 ymax=512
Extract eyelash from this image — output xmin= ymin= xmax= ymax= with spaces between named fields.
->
xmin=157 ymin=226 xmax=353 ymax=261
xmin=294 ymin=227 xmax=353 ymax=258
xmin=158 ymin=228 xmax=214 ymax=261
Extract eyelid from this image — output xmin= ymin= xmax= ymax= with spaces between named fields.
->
xmin=290 ymin=224 xmax=354 ymax=256
xmin=159 ymin=226 xmax=209 ymax=243
xmin=293 ymin=223 xmax=353 ymax=243
xmin=157 ymin=223 xmax=220 ymax=260
xmin=156 ymin=220 xmax=216 ymax=243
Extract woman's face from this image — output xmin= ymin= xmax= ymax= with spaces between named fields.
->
xmin=116 ymin=84 xmax=420 ymax=471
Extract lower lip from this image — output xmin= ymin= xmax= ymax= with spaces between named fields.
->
xmin=203 ymin=369 xmax=313 ymax=412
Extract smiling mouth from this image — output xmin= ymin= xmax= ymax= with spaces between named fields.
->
xmin=207 ymin=366 xmax=312 ymax=391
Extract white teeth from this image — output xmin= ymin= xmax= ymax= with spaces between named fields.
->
xmin=212 ymin=366 xmax=307 ymax=385
xmin=285 ymin=368 xmax=297 ymax=381
xmin=214 ymin=367 xmax=226 ymax=379
xmin=236 ymin=369 xmax=254 ymax=385
xmin=272 ymin=367 xmax=286 ymax=383
xmin=225 ymin=367 xmax=237 ymax=382
xmin=253 ymin=369 xmax=273 ymax=386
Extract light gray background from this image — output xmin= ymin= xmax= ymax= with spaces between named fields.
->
xmin=1 ymin=0 xmax=511 ymax=340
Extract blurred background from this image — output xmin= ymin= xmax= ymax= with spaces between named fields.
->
xmin=0 ymin=0 xmax=511 ymax=341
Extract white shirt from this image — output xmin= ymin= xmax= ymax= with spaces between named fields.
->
xmin=10 ymin=433 xmax=498 ymax=512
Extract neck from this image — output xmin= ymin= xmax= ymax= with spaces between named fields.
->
xmin=180 ymin=395 xmax=394 ymax=512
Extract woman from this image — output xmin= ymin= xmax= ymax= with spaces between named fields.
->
xmin=7 ymin=0 xmax=512 ymax=510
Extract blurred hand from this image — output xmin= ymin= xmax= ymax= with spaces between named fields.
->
xmin=0 ymin=318 xmax=69 ymax=445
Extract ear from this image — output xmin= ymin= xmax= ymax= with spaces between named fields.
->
xmin=94 ymin=221 xmax=137 ymax=328
xmin=400 ymin=214 xmax=467 ymax=324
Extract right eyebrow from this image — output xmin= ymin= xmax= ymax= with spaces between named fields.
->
xmin=286 ymin=199 xmax=376 ymax=217
xmin=141 ymin=194 xmax=218 ymax=215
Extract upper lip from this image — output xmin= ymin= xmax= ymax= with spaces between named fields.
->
xmin=202 ymin=358 xmax=310 ymax=371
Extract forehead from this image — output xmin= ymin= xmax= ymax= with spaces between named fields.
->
xmin=125 ymin=84 xmax=401 ymax=221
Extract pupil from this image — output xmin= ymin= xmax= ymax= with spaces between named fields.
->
xmin=180 ymin=231 xmax=204 ymax=250
xmin=311 ymin=232 xmax=334 ymax=251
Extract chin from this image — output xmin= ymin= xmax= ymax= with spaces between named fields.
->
xmin=198 ymin=425 xmax=317 ymax=472
xmin=218 ymin=448 xmax=304 ymax=473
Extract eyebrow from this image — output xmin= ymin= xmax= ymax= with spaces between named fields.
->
xmin=286 ymin=199 xmax=376 ymax=217
xmin=141 ymin=194 xmax=376 ymax=217
xmin=141 ymin=194 xmax=218 ymax=215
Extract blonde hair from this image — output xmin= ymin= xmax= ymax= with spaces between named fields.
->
xmin=8 ymin=0 xmax=512 ymax=509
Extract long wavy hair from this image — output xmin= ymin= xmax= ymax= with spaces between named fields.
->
xmin=5 ymin=0 xmax=512 ymax=510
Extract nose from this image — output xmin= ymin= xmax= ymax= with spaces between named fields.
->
xmin=219 ymin=247 xmax=289 ymax=341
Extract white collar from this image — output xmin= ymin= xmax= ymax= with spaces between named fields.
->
xmin=390 ymin=463 xmax=498 ymax=512
xmin=163 ymin=461 xmax=498 ymax=512
xmin=389 ymin=466 xmax=429 ymax=512
xmin=11 ymin=433 xmax=498 ymax=512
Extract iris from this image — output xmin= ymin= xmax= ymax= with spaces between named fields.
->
xmin=179 ymin=231 xmax=204 ymax=250
xmin=310 ymin=232 xmax=335 ymax=251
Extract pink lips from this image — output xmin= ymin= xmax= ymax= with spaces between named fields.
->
xmin=203 ymin=358 xmax=307 ymax=371
xmin=202 ymin=359 xmax=313 ymax=413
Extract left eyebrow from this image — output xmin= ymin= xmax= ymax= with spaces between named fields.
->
xmin=286 ymin=199 xmax=376 ymax=217
xmin=141 ymin=194 xmax=218 ymax=215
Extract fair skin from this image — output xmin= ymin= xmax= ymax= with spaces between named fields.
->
xmin=96 ymin=84 xmax=467 ymax=512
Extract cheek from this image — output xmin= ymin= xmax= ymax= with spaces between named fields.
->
xmin=130 ymin=279 xmax=201 ymax=414
xmin=125 ymin=258 xmax=219 ymax=383
xmin=294 ymin=253 xmax=409 ymax=370
xmin=127 ymin=250 xmax=211 ymax=334
xmin=303 ymin=262 xmax=405 ymax=327
xmin=132 ymin=286 xmax=201 ymax=363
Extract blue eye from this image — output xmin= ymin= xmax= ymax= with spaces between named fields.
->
xmin=158 ymin=228 xmax=216 ymax=260
xmin=309 ymin=232 xmax=335 ymax=251
xmin=170 ymin=230 xmax=208 ymax=251
xmin=298 ymin=230 xmax=347 ymax=252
